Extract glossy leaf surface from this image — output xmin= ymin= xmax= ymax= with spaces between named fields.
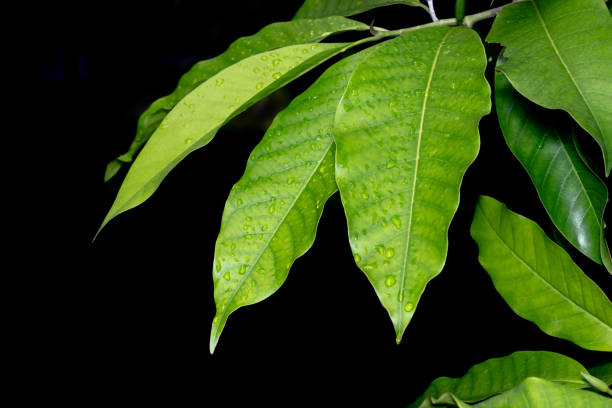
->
xmin=104 ymin=17 xmax=368 ymax=181
xmin=494 ymin=72 xmax=610 ymax=267
xmin=408 ymin=351 xmax=588 ymax=407
xmin=469 ymin=378 xmax=611 ymax=407
xmin=471 ymin=196 xmax=612 ymax=351
xmin=99 ymin=41 xmax=365 ymax=234
xmin=334 ymin=27 xmax=490 ymax=343
xmin=487 ymin=0 xmax=612 ymax=175
xmin=294 ymin=0 xmax=424 ymax=19
xmin=210 ymin=46 xmax=378 ymax=353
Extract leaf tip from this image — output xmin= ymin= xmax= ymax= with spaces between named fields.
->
xmin=104 ymin=159 xmax=123 ymax=183
xmin=209 ymin=314 xmax=223 ymax=354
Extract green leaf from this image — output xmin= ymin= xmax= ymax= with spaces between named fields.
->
xmin=408 ymin=351 xmax=588 ymax=407
xmin=469 ymin=378 xmax=611 ymax=407
xmin=486 ymin=0 xmax=612 ymax=175
xmin=294 ymin=0 xmax=426 ymax=19
xmin=470 ymin=196 xmax=612 ymax=351
xmin=581 ymin=372 xmax=612 ymax=395
xmin=494 ymin=72 xmax=610 ymax=268
xmin=589 ymin=362 xmax=612 ymax=386
xmin=98 ymin=40 xmax=373 ymax=236
xmin=334 ymin=26 xmax=490 ymax=343
xmin=209 ymin=45 xmax=379 ymax=353
xmin=104 ymin=16 xmax=369 ymax=181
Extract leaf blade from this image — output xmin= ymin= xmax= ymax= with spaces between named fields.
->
xmin=99 ymin=41 xmax=368 ymax=235
xmin=104 ymin=17 xmax=369 ymax=180
xmin=470 ymin=195 xmax=612 ymax=351
xmin=294 ymin=0 xmax=425 ymax=19
xmin=486 ymin=0 xmax=612 ymax=175
xmin=408 ymin=350 xmax=588 ymax=407
xmin=471 ymin=378 xmax=611 ymax=407
xmin=209 ymin=46 xmax=378 ymax=353
xmin=334 ymin=27 xmax=490 ymax=343
xmin=494 ymin=72 xmax=610 ymax=268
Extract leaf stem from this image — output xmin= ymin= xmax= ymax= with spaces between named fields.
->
xmin=426 ymin=0 xmax=439 ymax=21
xmin=372 ymin=3 xmax=508 ymax=37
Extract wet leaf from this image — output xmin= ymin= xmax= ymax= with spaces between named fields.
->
xmin=334 ymin=26 xmax=490 ymax=343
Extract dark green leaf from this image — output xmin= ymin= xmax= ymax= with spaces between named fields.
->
xmin=334 ymin=26 xmax=490 ymax=343
xmin=494 ymin=72 xmax=610 ymax=269
xmin=210 ymin=45 xmax=379 ymax=353
xmin=470 ymin=195 xmax=612 ymax=351
xmin=408 ymin=351 xmax=588 ymax=407
xmin=487 ymin=0 xmax=612 ymax=175
xmin=294 ymin=0 xmax=425 ymax=19
xmin=104 ymin=17 xmax=368 ymax=181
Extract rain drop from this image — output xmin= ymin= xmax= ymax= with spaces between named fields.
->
xmin=385 ymin=248 xmax=395 ymax=259
xmin=185 ymin=138 xmax=193 ymax=145
xmin=256 ymin=82 xmax=265 ymax=90
xmin=272 ymin=72 xmax=282 ymax=80
xmin=272 ymin=59 xmax=281 ymax=66
xmin=223 ymin=271 xmax=231 ymax=281
xmin=404 ymin=303 xmax=414 ymax=312
xmin=391 ymin=216 xmax=402 ymax=229
xmin=384 ymin=275 xmax=396 ymax=287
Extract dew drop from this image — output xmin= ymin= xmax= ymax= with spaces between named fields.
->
xmin=287 ymin=177 xmax=295 ymax=185
xmin=385 ymin=248 xmax=395 ymax=259
xmin=237 ymin=198 xmax=243 ymax=206
xmin=272 ymin=59 xmax=281 ymax=66
xmin=384 ymin=275 xmax=396 ymax=287
xmin=391 ymin=216 xmax=402 ymax=229
xmin=256 ymin=82 xmax=265 ymax=90
xmin=302 ymin=48 xmax=309 ymax=54
xmin=268 ymin=204 xmax=276 ymax=214
xmin=354 ymin=254 xmax=361 ymax=264
xmin=361 ymin=192 xmax=369 ymax=200
xmin=253 ymin=67 xmax=261 ymax=74
xmin=404 ymin=302 xmax=414 ymax=312
xmin=260 ymin=55 xmax=268 ymax=61
xmin=216 ymin=261 xmax=222 ymax=272
xmin=239 ymin=264 xmax=248 ymax=274
xmin=223 ymin=271 xmax=231 ymax=281
xmin=262 ymin=224 xmax=269 ymax=231
xmin=185 ymin=138 xmax=193 ymax=145
xmin=215 ymin=78 xmax=224 ymax=86
xmin=376 ymin=245 xmax=385 ymax=255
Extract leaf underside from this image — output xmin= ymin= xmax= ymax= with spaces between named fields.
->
xmin=209 ymin=45 xmax=379 ymax=353
xmin=408 ymin=350 xmax=588 ymax=407
xmin=294 ymin=0 xmax=424 ymax=19
xmin=470 ymin=196 xmax=612 ymax=351
xmin=494 ymin=72 xmax=610 ymax=268
xmin=334 ymin=26 xmax=490 ymax=343
xmin=104 ymin=16 xmax=369 ymax=181
xmin=99 ymin=41 xmax=368 ymax=236
xmin=487 ymin=0 xmax=612 ymax=175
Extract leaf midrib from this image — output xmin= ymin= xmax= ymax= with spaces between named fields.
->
xmin=398 ymin=30 xmax=452 ymax=327
xmin=478 ymin=201 xmax=609 ymax=330
xmin=214 ymin=141 xmax=334 ymax=331
xmin=530 ymin=0 xmax=606 ymax=154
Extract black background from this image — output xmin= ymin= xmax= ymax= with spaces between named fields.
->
xmin=35 ymin=0 xmax=611 ymax=406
